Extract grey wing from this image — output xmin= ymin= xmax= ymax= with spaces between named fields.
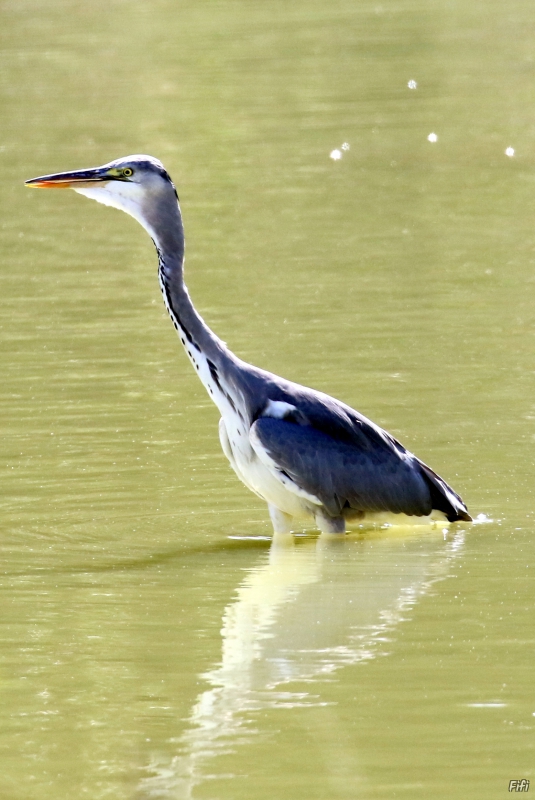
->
xmin=250 ymin=416 xmax=447 ymax=518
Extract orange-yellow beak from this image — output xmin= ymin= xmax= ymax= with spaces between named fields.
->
xmin=25 ymin=165 xmax=114 ymax=189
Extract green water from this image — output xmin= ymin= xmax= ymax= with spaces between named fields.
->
xmin=2 ymin=0 xmax=535 ymax=797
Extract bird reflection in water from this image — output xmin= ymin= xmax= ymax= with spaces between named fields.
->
xmin=137 ymin=527 xmax=465 ymax=799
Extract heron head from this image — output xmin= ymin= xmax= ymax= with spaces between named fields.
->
xmin=25 ymin=155 xmax=180 ymax=240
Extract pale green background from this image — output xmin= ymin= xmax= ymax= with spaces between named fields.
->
xmin=1 ymin=1 xmax=534 ymax=798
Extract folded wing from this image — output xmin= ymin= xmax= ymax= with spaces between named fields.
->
xmin=250 ymin=414 xmax=470 ymax=521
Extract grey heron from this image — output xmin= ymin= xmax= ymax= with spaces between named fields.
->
xmin=26 ymin=155 xmax=471 ymax=533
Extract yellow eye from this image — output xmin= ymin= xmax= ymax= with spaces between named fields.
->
xmin=122 ymin=167 xmax=133 ymax=177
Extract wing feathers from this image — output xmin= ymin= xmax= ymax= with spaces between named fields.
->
xmin=250 ymin=416 xmax=434 ymax=518
xmin=417 ymin=461 xmax=472 ymax=522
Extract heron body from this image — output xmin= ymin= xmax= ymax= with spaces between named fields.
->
xmin=26 ymin=155 xmax=471 ymax=533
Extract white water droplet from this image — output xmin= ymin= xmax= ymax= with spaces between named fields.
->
xmin=505 ymin=146 xmax=515 ymax=157
xmin=427 ymin=132 xmax=438 ymax=143
xmin=330 ymin=149 xmax=342 ymax=161
xmin=407 ymin=80 xmax=417 ymax=89
xmin=341 ymin=142 xmax=350 ymax=151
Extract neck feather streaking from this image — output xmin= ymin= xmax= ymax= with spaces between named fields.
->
xmin=156 ymin=249 xmax=244 ymax=421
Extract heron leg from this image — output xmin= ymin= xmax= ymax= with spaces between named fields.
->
xmin=315 ymin=510 xmax=346 ymax=534
xmin=268 ymin=504 xmax=295 ymax=534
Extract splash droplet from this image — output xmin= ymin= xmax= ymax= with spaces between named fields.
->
xmin=330 ymin=149 xmax=342 ymax=161
xmin=407 ymin=80 xmax=417 ymax=89
xmin=427 ymin=132 xmax=438 ymax=143
xmin=505 ymin=147 xmax=515 ymax=157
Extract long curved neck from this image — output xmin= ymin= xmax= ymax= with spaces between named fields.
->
xmin=152 ymin=198 xmax=249 ymax=417
xmin=152 ymin=198 xmax=218 ymax=352
xmin=157 ymin=249 xmax=226 ymax=364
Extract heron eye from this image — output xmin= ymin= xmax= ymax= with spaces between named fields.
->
xmin=122 ymin=167 xmax=133 ymax=177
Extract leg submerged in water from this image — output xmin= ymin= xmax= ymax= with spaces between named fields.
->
xmin=268 ymin=504 xmax=295 ymax=534
xmin=315 ymin=510 xmax=346 ymax=534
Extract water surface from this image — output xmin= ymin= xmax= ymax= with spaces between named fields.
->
xmin=1 ymin=0 xmax=535 ymax=797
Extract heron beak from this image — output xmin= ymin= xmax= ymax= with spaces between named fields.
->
xmin=25 ymin=166 xmax=114 ymax=189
